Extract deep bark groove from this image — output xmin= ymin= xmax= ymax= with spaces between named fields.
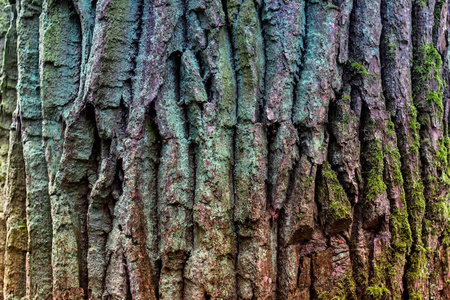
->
xmin=1 ymin=0 xmax=450 ymax=299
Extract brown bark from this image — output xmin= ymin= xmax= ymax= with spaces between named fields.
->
xmin=1 ymin=0 xmax=450 ymax=299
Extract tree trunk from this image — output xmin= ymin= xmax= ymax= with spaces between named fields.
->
xmin=0 ymin=0 xmax=449 ymax=299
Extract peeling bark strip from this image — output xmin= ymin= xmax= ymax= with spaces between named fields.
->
xmin=1 ymin=0 xmax=450 ymax=299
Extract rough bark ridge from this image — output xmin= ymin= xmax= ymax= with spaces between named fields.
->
xmin=1 ymin=0 xmax=450 ymax=299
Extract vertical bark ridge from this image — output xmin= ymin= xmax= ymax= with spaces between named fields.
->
xmin=40 ymin=0 xmax=84 ymax=297
xmin=16 ymin=0 xmax=53 ymax=299
xmin=408 ymin=1 xmax=448 ymax=298
xmin=71 ymin=0 xmax=96 ymax=101
xmin=380 ymin=1 xmax=419 ymax=299
xmin=346 ymin=1 xmax=394 ymax=299
xmin=156 ymin=53 xmax=192 ymax=300
xmin=183 ymin=11 xmax=237 ymax=300
xmin=230 ymin=0 xmax=274 ymax=298
xmin=1 ymin=0 xmax=450 ymax=299
xmin=440 ymin=2 xmax=450 ymax=298
xmin=115 ymin=0 xmax=186 ymax=297
xmin=179 ymin=0 xmax=238 ymax=297
xmin=3 ymin=8 xmax=27 ymax=295
xmin=428 ymin=4 xmax=450 ymax=299
xmin=153 ymin=1 xmax=192 ymax=298
xmin=287 ymin=1 xmax=354 ymax=298
xmin=261 ymin=0 xmax=305 ymax=298
xmin=3 ymin=115 xmax=27 ymax=300
xmin=0 ymin=3 xmax=16 ymax=298
xmin=81 ymin=0 xmax=155 ymax=299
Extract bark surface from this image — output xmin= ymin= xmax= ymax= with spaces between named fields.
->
xmin=1 ymin=0 xmax=450 ymax=299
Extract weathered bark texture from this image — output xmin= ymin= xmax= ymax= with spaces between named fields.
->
xmin=1 ymin=0 xmax=450 ymax=299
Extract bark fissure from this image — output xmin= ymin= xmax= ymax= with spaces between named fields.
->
xmin=2 ymin=0 xmax=450 ymax=299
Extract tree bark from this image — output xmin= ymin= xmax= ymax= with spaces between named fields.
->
xmin=0 ymin=0 xmax=450 ymax=299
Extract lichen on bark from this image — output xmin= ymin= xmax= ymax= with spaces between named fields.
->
xmin=0 ymin=0 xmax=450 ymax=299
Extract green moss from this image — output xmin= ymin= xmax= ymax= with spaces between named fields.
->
xmin=326 ymin=3 xmax=339 ymax=9
xmin=387 ymin=35 xmax=397 ymax=59
xmin=410 ymin=180 xmax=426 ymax=211
xmin=301 ymin=176 xmax=314 ymax=190
xmin=318 ymin=286 xmax=345 ymax=300
xmin=365 ymin=284 xmax=390 ymax=299
xmin=431 ymin=197 xmax=449 ymax=219
xmin=406 ymin=246 xmax=428 ymax=281
xmin=393 ymin=167 xmax=403 ymax=185
xmin=389 ymin=207 xmax=412 ymax=251
xmin=357 ymin=172 xmax=362 ymax=183
xmin=365 ymin=257 xmax=391 ymax=300
xmin=318 ymin=273 xmax=356 ymax=300
xmin=423 ymin=174 xmax=449 ymax=222
xmin=427 ymin=90 xmax=443 ymax=114
xmin=366 ymin=260 xmax=391 ymax=300
xmin=340 ymin=95 xmax=351 ymax=102
xmin=350 ymin=62 xmax=369 ymax=75
xmin=329 ymin=196 xmax=351 ymax=220
xmin=437 ymin=138 xmax=449 ymax=167
xmin=350 ymin=61 xmax=378 ymax=78
xmin=408 ymin=102 xmax=420 ymax=154
xmin=383 ymin=143 xmax=403 ymax=187
xmin=386 ymin=119 xmax=395 ymax=138
xmin=442 ymin=224 xmax=450 ymax=247
xmin=18 ymin=218 xmax=27 ymax=234
xmin=441 ymin=135 xmax=450 ymax=184
xmin=413 ymin=43 xmax=445 ymax=118
xmin=364 ymin=138 xmax=387 ymax=203
xmin=409 ymin=292 xmax=423 ymax=300
xmin=322 ymin=162 xmax=351 ymax=219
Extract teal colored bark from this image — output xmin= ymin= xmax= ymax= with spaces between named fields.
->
xmin=0 ymin=0 xmax=450 ymax=299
